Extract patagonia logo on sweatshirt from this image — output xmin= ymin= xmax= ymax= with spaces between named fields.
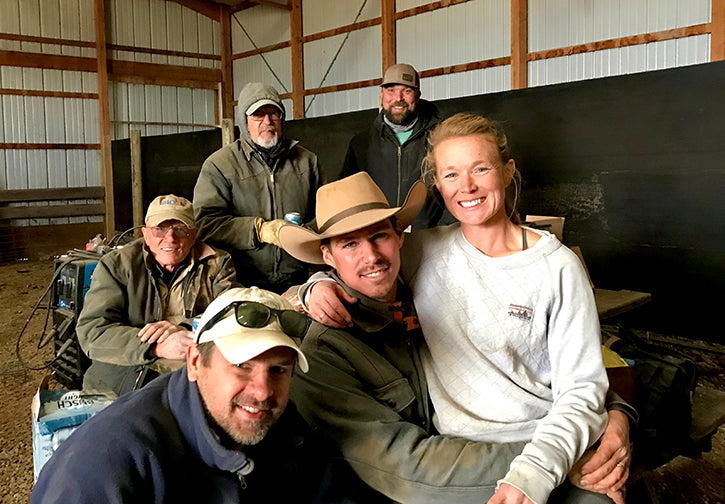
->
xmin=508 ymin=304 xmax=533 ymax=321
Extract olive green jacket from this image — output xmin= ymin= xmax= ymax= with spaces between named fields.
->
xmin=193 ymin=138 xmax=322 ymax=293
xmin=290 ymin=274 xmax=526 ymax=503
xmin=76 ymin=238 xmax=236 ymax=396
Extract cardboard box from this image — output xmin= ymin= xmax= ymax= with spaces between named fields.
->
xmin=524 ymin=215 xmax=565 ymax=242
xmin=31 ymin=375 xmax=113 ymax=480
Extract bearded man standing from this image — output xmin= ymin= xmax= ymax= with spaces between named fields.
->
xmin=194 ymin=82 xmax=323 ymax=293
xmin=341 ymin=63 xmax=450 ymax=230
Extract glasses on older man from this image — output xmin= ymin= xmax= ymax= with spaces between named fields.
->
xmin=195 ymin=301 xmax=310 ymax=343
xmin=148 ymin=224 xmax=193 ymax=239
xmin=248 ymin=110 xmax=281 ymax=121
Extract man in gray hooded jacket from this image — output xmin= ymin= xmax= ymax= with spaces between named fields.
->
xmin=193 ymin=82 xmax=323 ymax=293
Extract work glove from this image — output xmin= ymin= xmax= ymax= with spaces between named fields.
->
xmin=254 ymin=218 xmax=286 ymax=247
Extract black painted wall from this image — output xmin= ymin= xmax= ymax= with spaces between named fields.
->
xmin=113 ymin=61 xmax=725 ymax=340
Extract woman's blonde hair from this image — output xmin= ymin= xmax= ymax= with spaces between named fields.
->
xmin=422 ymin=112 xmax=522 ymax=223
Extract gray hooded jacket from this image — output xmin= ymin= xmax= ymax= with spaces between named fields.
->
xmin=193 ymin=83 xmax=323 ymax=292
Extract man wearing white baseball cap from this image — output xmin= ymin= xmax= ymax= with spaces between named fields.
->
xmin=33 ymin=287 xmax=345 ymax=504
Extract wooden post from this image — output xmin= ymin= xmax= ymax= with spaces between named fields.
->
xmin=381 ymin=0 xmax=396 ymax=73
xmin=219 ymin=5 xmax=234 ymax=119
xmin=713 ymin=0 xmax=725 ymax=61
xmin=221 ymin=118 xmax=235 ymax=146
xmin=290 ymin=0 xmax=304 ymax=119
xmin=511 ymin=0 xmax=528 ymax=90
xmin=94 ymin=0 xmax=115 ymax=239
xmin=130 ymin=130 xmax=143 ymax=238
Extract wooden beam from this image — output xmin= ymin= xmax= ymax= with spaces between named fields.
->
xmin=0 ymin=204 xmax=106 ymax=220
xmin=0 ymin=88 xmax=97 ymax=99
xmin=302 ymin=18 xmax=381 ymax=44
xmin=302 ymin=77 xmax=382 ymax=96
xmin=0 ymin=143 xmax=100 ymax=150
xmin=232 ymin=41 xmax=291 ymax=60
xmin=511 ymin=0 xmax=528 ymax=89
xmin=419 ymin=57 xmax=510 ymax=79
xmin=0 ymin=51 xmax=220 ymax=89
xmin=109 ymin=119 xmax=216 ymax=128
xmin=0 ymin=187 xmax=104 ymax=203
xmin=0 ymin=50 xmax=96 ymax=72
xmin=0 ymin=32 xmax=94 ymax=48
xmin=166 ymin=0 xmax=220 ymax=21
xmin=290 ymin=0 xmax=304 ymax=119
xmin=713 ymin=0 xmax=725 ymax=61
xmin=130 ymin=130 xmax=144 ymax=239
xmin=254 ymin=0 xmax=291 ymax=10
xmin=219 ymin=5 xmax=234 ymax=119
xmin=111 ymin=73 xmax=219 ymax=90
xmin=528 ymin=24 xmax=710 ymax=61
xmin=108 ymin=60 xmax=220 ymax=84
xmin=395 ymin=0 xmax=471 ymax=20
xmin=221 ymin=118 xmax=235 ymax=146
xmin=233 ymin=0 xmax=291 ymax=11
xmin=95 ymin=0 xmax=115 ymax=239
xmin=381 ymin=0 xmax=396 ymax=74
xmin=107 ymin=43 xmax=220 ymax=60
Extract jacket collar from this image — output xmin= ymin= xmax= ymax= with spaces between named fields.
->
xmin=167 ymin=368 xmax=309 ymax=477
xmin=237 ymin=137 xmax=299 ymax=163
xmin=328 ymin=271 xmax=418 ymax=333
xmin=167 ymin=368 xmax=254 ymax=474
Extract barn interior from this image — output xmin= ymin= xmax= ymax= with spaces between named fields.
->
xmin=1 ymin=1 xmax=724 ymax=503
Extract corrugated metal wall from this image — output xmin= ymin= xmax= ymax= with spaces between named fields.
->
xmin=107 ymin=0 xmax=220 ymax=138
xmin=0 ymin=0 xmax=220 ymax=228
xmin=0 ymin=0 xmax=100 ymax=226
xmin=0 ymin=0 xmax=715 ymax=230
xmin=528 ymin=0 xmax=711 ymax=86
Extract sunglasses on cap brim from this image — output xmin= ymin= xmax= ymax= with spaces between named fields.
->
xmin=195 ymin=301 xmax=310 ymax=343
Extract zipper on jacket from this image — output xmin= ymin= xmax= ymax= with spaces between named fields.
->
xmin=396 ymin=146 xmax=403 ymax=205
xmin=236 ymin=458 xmax=254 ymax=491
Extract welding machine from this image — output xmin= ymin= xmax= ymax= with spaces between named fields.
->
xmin=49 ymin=257 xmax=98 ymax=389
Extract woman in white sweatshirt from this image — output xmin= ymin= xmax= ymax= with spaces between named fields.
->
xmin=399 ymin=112 xmax=608 ymax=504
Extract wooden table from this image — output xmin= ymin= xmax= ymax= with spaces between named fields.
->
xmin=594 ymin=288 xmax=652 ymax=321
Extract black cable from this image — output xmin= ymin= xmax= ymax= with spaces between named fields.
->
xmin=108 ymin=226 xmax=142 ymax=248
xmin=14 ymin=249 xmax=103 ymax=372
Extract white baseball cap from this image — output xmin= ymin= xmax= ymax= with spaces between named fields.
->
xmin=195 ymin=287 xmax=309 ymax=372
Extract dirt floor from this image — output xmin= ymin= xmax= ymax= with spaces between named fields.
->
xmin=0 ymin=259 xmax=724 ymax=503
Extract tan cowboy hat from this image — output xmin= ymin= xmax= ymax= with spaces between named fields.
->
xmin=278 ymin=172 xmax=426 ymax=264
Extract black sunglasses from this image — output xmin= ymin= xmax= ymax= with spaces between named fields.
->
xmin=195 ymin=301 xmax=310 ymax=343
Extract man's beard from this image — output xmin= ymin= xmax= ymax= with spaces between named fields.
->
xmin=383 ymin=103 xmax=417 ymax=126
xmin=202 ymin=393 xmax=284 ymax=448
xmin=255 ymin=130 xmax=279 ymax=149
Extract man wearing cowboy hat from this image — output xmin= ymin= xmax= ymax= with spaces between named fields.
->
xmin=278 ymin=173 xmax=635 ymax=504
xmin=34 ymin=287 xmax=342 ymax=503
xmin=193 ymin=82 xmax=323 ymax=294
xmin=277 ymin=172 xmax=524 ymax=503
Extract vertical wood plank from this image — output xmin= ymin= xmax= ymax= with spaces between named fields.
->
xmin=221 ymin=118 xmax=235 ymax=146
xmin=713 ymin=0 xmax=725 ymax=61
xmin=511 ymin=0 xmax=528 ymax=90
xmin=130 ymin=130 xmax=143 ymax=238
xmin=381 ymin=0 xmax=396 ymax=73
xmin=219 ymin=4 xmax=234 ymax=119
xmin=95 ymin=0 xmax=115 ymax=238
xmin=290 ymin=0 xmax=304 ymax=119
